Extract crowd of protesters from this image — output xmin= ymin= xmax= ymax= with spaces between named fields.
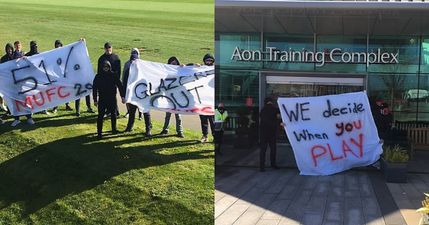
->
xmin=0 ymin=39 xmax=216 ymax=142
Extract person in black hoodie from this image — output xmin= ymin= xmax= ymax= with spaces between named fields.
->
xmin=123 ymin=48 xmax=152 ymax=136
xmin=199 ymin=53 xmax=215 ymax=143
xmin=0 ymin=43 xmax=14 ymax=123
xmin=0 ymin=43 xmax=14 ymax=63
xmin=160 ymin=56 xmax=184 ymax=138
xmin=98 ymin=42 xmax=121 ymax=116
xmin=24 ymin=40 xmax=38 ymax=57
xmin=259 ymin=97 xmax=281 ymax=172
xmin=93 ymin=60 xmax=125 ymax=139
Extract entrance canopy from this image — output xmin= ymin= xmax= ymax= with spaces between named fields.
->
xmin=216 ymin=0 xmax=429 ymax=35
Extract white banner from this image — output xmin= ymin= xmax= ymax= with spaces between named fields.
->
xmin=278 ymin=92 xmax=382 ymax=176
xmin=126 ymin=60 xmax=214 ymax=115
xmin=0 ymin=41 xmax=94 ymax=116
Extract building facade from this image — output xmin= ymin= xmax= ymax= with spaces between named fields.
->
xmin=216 ymin=0 xmax=429 ymax=127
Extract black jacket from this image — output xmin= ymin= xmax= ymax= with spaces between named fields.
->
xmin=122 ymin=59 xmax=135 ymax=94
xmin=97 ymin=53 xmax=121 ymax=80
xmin=92 ymin=71 xmax=125 ymax=104
xmin=260 ymin=104 xmax=280 ymax=135
xmin=0 ymin=54 xmax=13 ymax=63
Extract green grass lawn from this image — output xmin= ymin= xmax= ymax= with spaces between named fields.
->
xmin=0 ymin=0 xmax=214 ymax=224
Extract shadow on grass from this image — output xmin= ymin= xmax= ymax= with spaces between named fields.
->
xmin=0 ymin=132 xmax=212 ymax=217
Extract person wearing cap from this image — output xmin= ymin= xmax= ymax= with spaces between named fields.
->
xmin=214 ymin=102 xmax=228 ymax=154
xmin=199 ymin=53 xmax=215 ymax=143
xmin=13 ymin=41 xmax=24 ymax=59
xmin=160 ymin=56 xmax=184 ymax=138
xmin=123 ymin=48 xmax=152 ymax=136
xmin=24 ymin=41 xmax=39 ymax=57
xmin=98 ymin=42 xmax=121 ymax=116
xmin=93 ymin=60 xmax=125 ymax=139
xmin=259 ymin=97 xmax=281 ymax=172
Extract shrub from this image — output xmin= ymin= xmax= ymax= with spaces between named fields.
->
xmin=383 ymin=144 xmax=409 ymax=163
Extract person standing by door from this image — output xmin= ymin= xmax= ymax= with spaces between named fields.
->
xmin=259 ymin=97 xmax=281 ymax=172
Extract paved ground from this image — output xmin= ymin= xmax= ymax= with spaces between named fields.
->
xmin=215 ymin=143 xmax=429 ymax=225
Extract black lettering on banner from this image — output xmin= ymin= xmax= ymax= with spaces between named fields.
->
xmin=170 ymin=91 xmax=189 ymax=108
xmin=74 ymin=83 xmax=87 ymax=96
xmin=11 ymin=65 xmax=38 ymax=94
xmin=57 ymin=58 xmax=62 ymax=65
xmin=150 ymin=95 xmax=176 ymax=110
xmin=38 ymin=60 xmax=56 ymax=85
xmin=187 ymin=85 xmax=203 ymax=104
xmin=165 ymin=78 xmax=179 ymax=90
xmin=134 ymin=82 xmax=149 ymax=99
xmin=85 ymin=83 xmax=93 ymax=90
xmin=74 ymin=64 xmax=80 ymax=71
xmin=63 ymin=46 xmax=74 ymax=78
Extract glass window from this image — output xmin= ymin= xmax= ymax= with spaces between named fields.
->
xmin=215 ymin=70 xmax=259 ymax=111
xmin=217 ymin=33 xmax=262 ymax=70
xmin=367 ymin=73 xmax=418 ymax=122
xmin=417 ymin=74 xmax=429 ymax=121
xmin=368 ymin=36 xmax=419 ymax=73
xmin=263 ymin=34 xmax=315 ymax=71
xmin=420 ymin=38 xmax=429 ymax=73
xmin=316 ymin=35 xmax=367 ymax=73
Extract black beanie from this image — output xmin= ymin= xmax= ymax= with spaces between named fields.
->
xmin=167 ymin=56 xmax=180 ymax=65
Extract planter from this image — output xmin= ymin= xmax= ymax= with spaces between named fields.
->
xmin=381 ymin=158 xmax=408 ymax=183
xmin=419 ymin=214 xmax=429 ymax=225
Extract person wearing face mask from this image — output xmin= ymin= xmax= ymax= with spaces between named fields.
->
xmin=123 ymin=48 xmax=152 ymax=137
xmin=93 ymin=60 xmax=125 ymax=139
xmin=199 ymin=53 xmax=215 ymax=143
xmin=98 ymin=42 xmax=121 ymax=117
xmin=160 ymin=56 xmax=184 ymax=138
xmin=214 ymin=102 xmax=228 ymax=155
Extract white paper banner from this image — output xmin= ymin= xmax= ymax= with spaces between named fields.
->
xmin=126 ymin=60 xmax=214 ymax=115
xmin=278 ymin=92 xmax=382 ymax=176
xmin=0 ymin=41 xmax=94 ymax=116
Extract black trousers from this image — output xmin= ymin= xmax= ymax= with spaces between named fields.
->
xmin=76 ymin=95 xmax=91 ymax=113
xmin=126 ymin=104 xmax=151 ymax=132
xmin=214 ymin=130 xmax=224 ymax=153
xmin=260 ymin=134 xmax=277 ymax=169
xmin=97 ymin=101 xmax=117 ymax=135
xmin=199 ymin=115 xmax=214 ymax=136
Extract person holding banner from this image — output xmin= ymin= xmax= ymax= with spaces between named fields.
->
xmin=52 ymin=40 xmax=73 ymax=113
xmin=199 ymin=53 xmax=215 ymax=143
xmin=214 ymin=102 xmax=228 ymax=154
xmin=0 ymin=43 xmax=14 ymax=118
xmin=93 ymin=60 xmax=125 ymax=139
xmin=160 ymin=56 xmax=184 ymax=138
xmin=11 ymin=40 xmax=34 ymax=127
xmin=122 ymin=48 xmax=152 ymax=136
xmin=259 ymin=97 xmax=281 ymax=172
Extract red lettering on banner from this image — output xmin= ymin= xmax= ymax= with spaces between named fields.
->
xmin=311 ymin=145 xmax=327 ymax=167
xmin=310 ymin=133 xmax=364 ymax=167
xmin=58 ymin=86 xmax=70 ymax=98
xmin=33 ymin=92 xmax=45 ymax=106
xmin=350 ymin=133 xmax=364 ymax=157
xmin=327 ymin=143 xmax=344 ymax=161
xmin=15 ymin=96 xmax=33 ymax=112
xmin=45 ymin=87 xmax=56 ymax=102
xmin=353 ymin=120 xmax=362 ymax=129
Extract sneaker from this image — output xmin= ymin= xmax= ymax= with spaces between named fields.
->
xmin=138 ymin=116 xmax=142 ymax=121
xmin=42 ymin=110 xmax=50 ymax=115
xmin=160 ymin=129 xmax=169 ymax=135
xmin=124 ymin=112 xmax=129 ymax=118
xmin=26 ymin=118 xmax=35 ymax=125
xmin=97 ymin=134 xmax=102 ymax=139
xmin=145 ymin=131 xmax=152 ymax=137
xmin=11 ymin=120 xmax=21 ymax=127
xmin=177 ymin=133 xmax=185 ymax=138
xmin=65 ymin=105 xmax=73 ymax=111
xmin=124 ymin=128 xmax=133 ymax=132
xmin=52 ymin=108 xmax=57 ymax=113
xmin=87 ymin=108 xmax=95 ymax=113
xmin=200 ymin=136 xmax=208 ymax=143
xmin=112 ymin=129 xmax=119 ymax=134
xmin=76 ymin=112 xmax=81 ymax=117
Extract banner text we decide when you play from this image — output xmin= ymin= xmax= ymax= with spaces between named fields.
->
xmin=278 ymin=92 xmax=382 ymax=176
